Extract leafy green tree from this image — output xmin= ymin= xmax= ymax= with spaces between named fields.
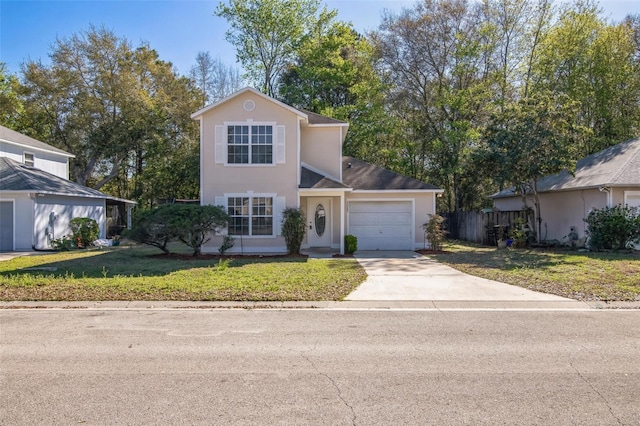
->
xmin=20 ymin=26 xmax=201 ymax=205
xmin=278 ymin=19 xmax=399 ymax=168
xmin=0 ymin=63 xmax=23 ymax=128
xmin=481 ymin=92 xmax=590 ymax=242
xmin=216 ymin=0 xmax=334 ymax=96
xmin=373 ymin=0 xmax=496 ymax=211
xmin=531 ymin=1 xmax=640 ymax=155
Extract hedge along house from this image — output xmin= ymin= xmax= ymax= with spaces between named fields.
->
xmin=191 ymin=87 xmax=443 ymax=254
xmin=490 ymin=136 xmax=640 ymax=245
xmin=0 ymin=125 xmax=135 ymax=251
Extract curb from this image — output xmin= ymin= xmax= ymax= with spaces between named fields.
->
xmin=1 ymin=300 xmax=639 ymax=311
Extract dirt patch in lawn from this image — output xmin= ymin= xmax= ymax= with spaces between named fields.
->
xmin=415 ymin=249 xmax=450 ymax=255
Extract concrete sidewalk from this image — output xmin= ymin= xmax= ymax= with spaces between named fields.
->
xmin=346 ymin=251 xmax=573 ymax=302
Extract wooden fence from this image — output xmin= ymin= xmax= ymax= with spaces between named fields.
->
xmin=443 ymin=210 xmax=533 ymax=246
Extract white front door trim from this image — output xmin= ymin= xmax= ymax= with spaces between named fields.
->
xmin=306 ymin=197 xmax=332 ymax=248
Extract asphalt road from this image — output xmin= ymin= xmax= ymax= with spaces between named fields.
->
xmin=1 ymin=309 xmax=639 ymax=425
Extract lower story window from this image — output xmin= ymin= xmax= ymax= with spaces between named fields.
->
xmin=227 ymin=196 xmax=273 ymax=236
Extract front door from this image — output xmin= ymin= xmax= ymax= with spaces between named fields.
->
xmin=307 ymin=198 xmax=331 ymax=247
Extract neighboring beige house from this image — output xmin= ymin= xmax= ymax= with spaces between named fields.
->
xmin=491 ymin=136 xmax=640 ymax=244
xmin=0 ymin=125 xmax=134 ymax=251
xmin=191 ymin=87 xmax=443 ymax=254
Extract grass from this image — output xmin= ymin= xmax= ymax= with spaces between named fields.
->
xmin=0 ymin=245 xmax=366 ymax=302
xmin=430 ymin=241 xmax=640 ymax=301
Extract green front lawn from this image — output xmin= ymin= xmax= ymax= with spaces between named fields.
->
xmin=430 ymin=241 xmax=640 ymax=301
xmin=0 ymin=246 xmax=366 ymax=301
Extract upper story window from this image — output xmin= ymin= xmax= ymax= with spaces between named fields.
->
xmin=215 ymin=122 xmax=284 ymax=166
xmin=227 ymin=125 xmax=273 ymax=164
xmin=23 ymin=152 xmax=35 ymax=167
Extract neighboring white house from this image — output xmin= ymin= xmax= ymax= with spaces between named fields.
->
xmin=0 ymin=125 xmax=134 ymax=251
xmin=191 ymin=87 xmax=443 ymax=254
xmin=491 ymin=136 xmax=640 ymax=244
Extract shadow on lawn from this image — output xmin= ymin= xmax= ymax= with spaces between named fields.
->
xmin=431 ymin=245 xmax=639 ymax=272
xmin=0 ymin=247 xmax=312 ymax=279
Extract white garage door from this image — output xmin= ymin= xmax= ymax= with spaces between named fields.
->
xmin=348 ymin=201 xmax=413 ymax=250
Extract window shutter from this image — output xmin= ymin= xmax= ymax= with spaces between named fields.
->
xmin=276 ymin=125 xmax=285 ymax=164
xmin=215 ymin=125 xmax=226 ymax=164
xmin=275 ymin=196 xmax=286 ymax=236
xmin=215 ymin=196 xmax=228 ymax=235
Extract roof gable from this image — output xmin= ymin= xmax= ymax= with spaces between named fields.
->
xmin=299 ymin=166 xmax=350 ymax=189
xmin=190 ymin=87 xmax=307 ymax=120
xmin=0 ymin=125 xmax=73 ymax=157
xmin=190 ymin=87 xmax=347 ymax=127
xmin=342 ymin=156 xmax=440 ymax=191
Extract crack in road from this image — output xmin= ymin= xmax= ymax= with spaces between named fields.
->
xmin=569 ymin=362 xmax=623 ymax=425
xmin=301 ymin=352 xmax=357 ymax=426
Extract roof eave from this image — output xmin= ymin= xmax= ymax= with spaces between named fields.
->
xmin=190 ymin=87 xmax=308 ymax=121
xmin=0 ymin=138 xmax=75 ymax=158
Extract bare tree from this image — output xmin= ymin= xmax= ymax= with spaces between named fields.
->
xmin=189 ymin=51 xmax=243 ymax=107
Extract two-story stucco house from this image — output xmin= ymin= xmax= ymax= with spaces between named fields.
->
xmin=191 ymin=87 xmax=442 ymax=254
xmin=0 ymin=125 xmax=134 ymax=252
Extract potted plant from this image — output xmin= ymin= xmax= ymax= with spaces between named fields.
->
xmin=509 ymin=218 xmax=528 ymax=248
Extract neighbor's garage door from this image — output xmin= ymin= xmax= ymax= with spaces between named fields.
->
xmin=348 ymin=201 xmax=413 ymax=250
xmin=0 ymin=201 xmax=14 ymax=252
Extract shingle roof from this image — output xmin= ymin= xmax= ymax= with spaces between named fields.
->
xmin=299 ymin=166 xmax=350 ymax=189
xmin=342 ymin=156 xmax=440 ymax=191
xmin=491 ymin=136 xmax=640 ymax=198
xmin=300 ymin=110 xmax=348 ymax=126
xmin=0 ymin=157 xmax=134 ymax=203
xmin=0 ymin=125 xmax=73 ymax=157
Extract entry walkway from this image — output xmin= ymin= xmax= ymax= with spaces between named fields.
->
xmin=346 ymin=251 xmax=572 ymax=301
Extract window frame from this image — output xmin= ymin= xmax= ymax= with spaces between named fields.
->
xmin=225 ymin=122 xmax=275 ymax=166
xmin=23 ymin=152 xmax=35 ymax=167
xmin=225 ymin=193 xmax=276 ymax=237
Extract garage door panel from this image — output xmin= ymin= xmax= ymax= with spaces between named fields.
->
xmin=349 ymin=212 xmax=381 ymax=226
xmin=348 ymin=201 xmax=413 ymax=251
xmin=379 ymin=213 xmax=411 ymax=226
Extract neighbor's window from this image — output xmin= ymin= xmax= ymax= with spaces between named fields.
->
xmin=227 ymin=125 xmax=272 ymax=164
xmin=23 ymin=152 xmax=35 ymax=166
xmin=227 ymin=196 xmax=273 ymax=236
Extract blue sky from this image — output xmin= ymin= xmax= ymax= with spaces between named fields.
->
xmin=1 ymin=0 xmax=638 ymax=79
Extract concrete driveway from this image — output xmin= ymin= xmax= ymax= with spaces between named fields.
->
xmin=346 ymin=251 xmax=571 ymax=301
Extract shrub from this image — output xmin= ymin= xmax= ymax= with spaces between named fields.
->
xmin=127 ymin=204 xmax=229 ymax=256
xmin=170 ymin=204 xmax=229 ymax=256
xmin=281 ymin=207 xmax=306 ymax=254
xmin=219 ymin=235 xmax=235 ymax=255
xmin=126 ymin=205 xmax=177 ymax=254
xmin=52 ymin=235 xmax=75 ymax=251
xmin=69 ymin=217 xmax=99 ymax=248
xmin=423 ymin=214 xmax=446 ymax=251
xmin=584 ymin=205 xmax=640 ymax=251
xmin=344 ymin=234 xmax=357 ymax=254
